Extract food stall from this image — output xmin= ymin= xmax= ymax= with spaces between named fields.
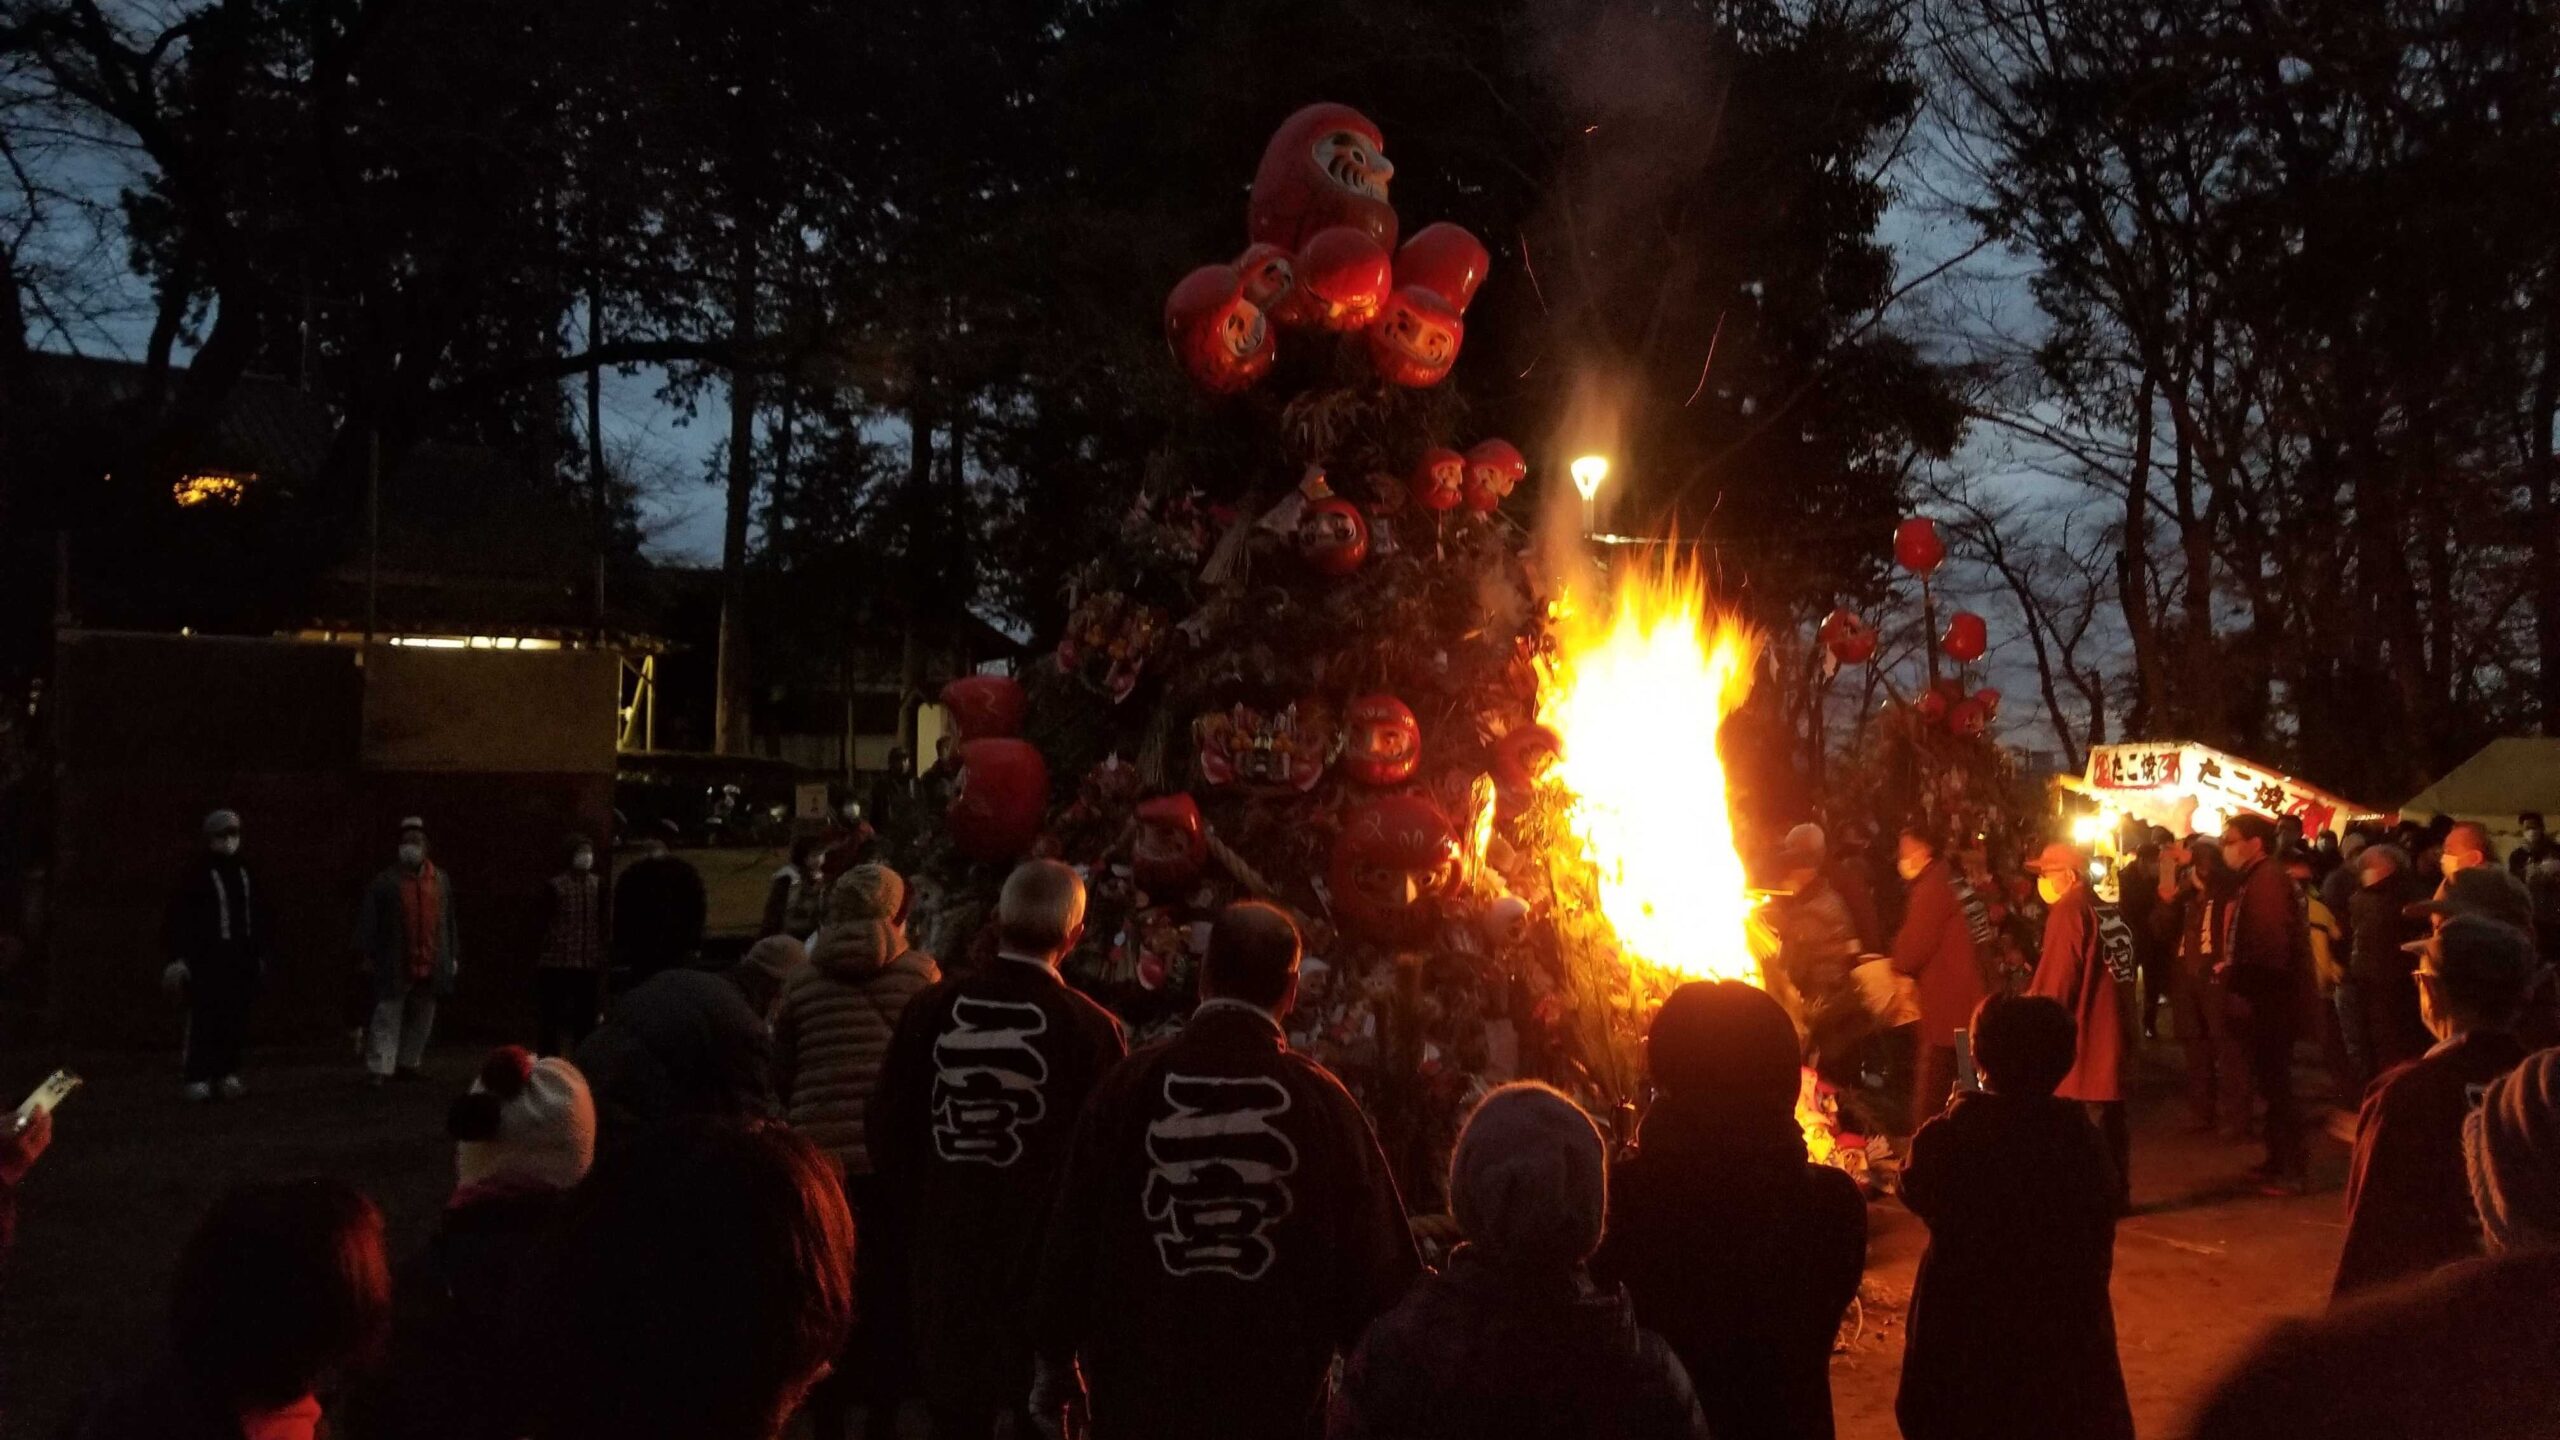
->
xmin=2062 ymin=740 xmax=2384 ymax=857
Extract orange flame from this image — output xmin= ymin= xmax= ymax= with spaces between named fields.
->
xmin=1541 ymin=553 xmax=1767 ymax=984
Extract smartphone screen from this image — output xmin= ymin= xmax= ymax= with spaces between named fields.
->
xmin=15 ymin=1069 xmax=82 ymax=1127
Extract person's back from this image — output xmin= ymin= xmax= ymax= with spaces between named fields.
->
xmin=1596 ymin=982 xmax=1863 ymax=1440
xmin=869 ymin=860 xmax=1126 ymax=1431
xmin=573 ymin=968 xmax=773 ymax=1148
xmin=1897 ymin=994 xmax=2130 ymax=1440
xmin=2193 ymin=1247 xmax=2560 ymax=1440
xmin=775 ymin=869 xmax=940 ymax=1176
xmin=1037 ymin=904 xmax=1419 ymax=1440
xmin=1331 ymin=1084 xmax=1706 ymax=1440
xmin=347 ymin=1050 xmax=596 ymax=1440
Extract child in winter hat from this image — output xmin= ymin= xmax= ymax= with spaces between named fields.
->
xmin=449 ymin=1046 xmax=597 ymax=1196
xmin=2468 ymin=1045 xmax=2560 ymax=1253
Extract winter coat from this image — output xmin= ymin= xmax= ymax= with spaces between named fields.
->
xmin=1035 ymin=1001 xmax=1418 ymax=1440
xmin=2223 ymin=857 xmax=2307 ymax=1028
xmin=870 ymin=956 xmax=1127 ymax=1414
xmin=2029 ymin=885 xmax=2129 ymax=1104
xmin=164 ymin=854 xmax=273 ymax=996
xmin=2160 ymin=873 xmax=2236 ymax=985
xmin=1593 ymin=1092 xmax=1866 ymax=1440
xmin=759 ymin=864 xmax=828 ymax=941
xmin=773 ymin=919 xmax=939 ymax=1177
xmin=343 ymin=1185 xmax=565 ymax=1440
xmin=1328 ymin=1247 xmax=1709 ymax=1440
xmin=1891 ymin=862 xmax=1985 ymax=1047
xmin=355 ymin=863 xmax=458 ymax=1001
xmin=2192 ymin=1248 xmax=2560 ymax=1440
xmin=609 ymin=854 xmax=706 ymax=978
xmin=1777 ymin=877 xmax=1864 ymax=1003
xmin=1896 ymin=1090 xmax=2132 ymax=1440
xmin=2347 ymin=869 xmax=2427 ymax=984
xmin=2331 ymin=1030 xmax=2527 ymax=1300
xmin=572 ymin=969 xmax=774 ymax=1150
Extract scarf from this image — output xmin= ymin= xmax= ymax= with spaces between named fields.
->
xmin=210 ymin=863 xmax=252 ymax=944
xmin=399 ymin=861 xmax=445 ymax=982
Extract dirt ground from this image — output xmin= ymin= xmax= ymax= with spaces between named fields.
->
xmin=0 ymin=1035 xmax=2347 ymax=1440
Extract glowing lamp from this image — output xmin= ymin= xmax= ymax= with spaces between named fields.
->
xmin=1570 ymin=455 xmax=1609 ymax=501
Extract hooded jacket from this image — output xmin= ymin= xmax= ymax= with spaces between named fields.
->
xmin=774 ymin=914 xmax=939 ymax=1177
xmin=1896 ymin=1090 xmax=2132 ymax=1440
xmin=1329 ymin=1247 xmax=1708 ymax=1440
xmin=1035 ymin=1002 xmax=1418 ymax=1440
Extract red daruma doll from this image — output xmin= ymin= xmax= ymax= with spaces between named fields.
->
xmin=1164 ymin=263 xmax=1276 ymax=395
xmin=1367 ymin=286 xmax=1464 ymax=388
xmin=1248 ymin=102 xmax=1398 ymax=252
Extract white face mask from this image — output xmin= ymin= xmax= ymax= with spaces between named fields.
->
xmin=570 ymin=850 xmax=594 ymax=873
xmin=2037 ymin=874 xmax=2068 ymax=906
xmin=398 ymin=843 xmax=425 ymax=867
xmin=210 ymin=835 xmax=241 ymax=857
xmin=2443 ymin=851 xmax=2475 ymax=878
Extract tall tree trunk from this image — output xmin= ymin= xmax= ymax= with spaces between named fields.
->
xmin=714 ymin=232 xmax=760 ymax=755
xmin=896 ymin=402 xmax=937 ymax=759
xmin=2531 ymin=312 xmax=2560 ymax=732
xmin=2118 ymin=373 xmax=2167 ymax=736
xmin=586 ymin=279 xmax=609 ymax=639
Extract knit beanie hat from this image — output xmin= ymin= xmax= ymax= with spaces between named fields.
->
xmin=2467 ymin=1047 xmax=2560 ymax=1253
xmin=451 ymin=1047 xmax=596 ymax=1193
xmin=1647 ymin=980 xmax=1800 ymax=1112
xmin=739 ymin=934 xmax=808 ymax=987
xmin=827 ymin=863 xmax=909 ymax=927
xmin=1449 ymin=1082 xmax=1608 ymax=1269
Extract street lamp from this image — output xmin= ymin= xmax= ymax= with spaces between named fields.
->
xmin=1571 ymin=454 xmax=1609 ymax=537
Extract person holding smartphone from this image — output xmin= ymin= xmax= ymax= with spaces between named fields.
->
xmin=163 ymin=809 xmax=274 ymax=1102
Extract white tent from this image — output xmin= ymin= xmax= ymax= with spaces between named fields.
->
xmin=2400 ymin=737 xmax=2560 ymax=858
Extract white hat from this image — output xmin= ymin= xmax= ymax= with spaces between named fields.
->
xmin=450 ymin=1047 xmax=597 ymax=1193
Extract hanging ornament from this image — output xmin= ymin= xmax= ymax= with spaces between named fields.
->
xmin=1233 ymin=241 xmax=1299 ymax=321
xmin=1248 ymin=102 xmax=1398 ymax=252
xmin=1916 ymin=678 xmax=1962 ymax=725
xmin=1940 ymin=611 xmax=1988 ymax=665
xmin=1330 ymin=794 xmax=1461 ymax=943
xmin=1295 ymin=498 xmax=1371 ymax=577
xmin=1164 ymin=264 xmax=1275 ymax=394
xmin=1817 ymin=608 xmax=1878 ymax=667
xmin=1973 ymin=687 xmax=2003 ymax=722
xmin=1194 ymin=701 xmax=1335 ymax=792
xmin=1463 ymin=439 xmax=1527 ymax=512
xmin=1286 ymin=227 xmax=1393 ymax=331
xmin=1366 ymin=285 xmax=1464 ymax=387
xmin=1130 ymin=793 xmax=1209 ymax=894
xmin=1493 ymin=723 xmax=1562 ymax=792
xmin=940 ymin=674 xmax=1027 ymax=741
xmin=1341 ymin=693 xmax=1422 ymax=786
xmin=1949 ymin=697 xmax=1990 ymax=739
xmin=947 ymin=739 xmax=1050 ymax=863
xmin=1409 ymin=447 xmax=1467 ymax=512
xmin=1894 ymin=517 xmax=1946 ymax=576
xmin=1394 ymin=221 xmax=1490 ymax=313
xmin=1057 ymin=591 xmax=1166 ymax=702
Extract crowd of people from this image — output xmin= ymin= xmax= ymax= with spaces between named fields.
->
xmin=9 ymin=795 xmax=2560 ymax=1439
